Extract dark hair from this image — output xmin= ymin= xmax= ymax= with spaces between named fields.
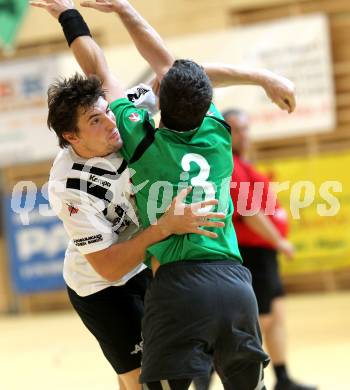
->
xmin=159 ymin=59 xmax=213 ymax=131
xmin=222 ymin=108 xmax=245 ymax=120
xmin=47 ymin=73 xmax=105 ymax=148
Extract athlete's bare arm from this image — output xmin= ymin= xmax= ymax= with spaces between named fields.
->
xmin=81 ymin=0 xmax=174 ymax=79
xmin=30 ymin=0 xmax=124 ymax=102
xmin=203 ymin=64 xmax=296 ymax=113
xmin=242 ymin=211 xmax=294 ymax=259
xmin=78 ymin=0 xmax=296 ymax=113
xmin=85 ymin=189 xmax=225 ymax=281
xmin=31 ymin=0 xmax=295 ymax=113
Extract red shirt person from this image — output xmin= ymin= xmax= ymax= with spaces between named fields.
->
xmin=231 ymin=154 xmax=289 ymax=249
xmin=225 ymin=109 xmax=317 ymax=390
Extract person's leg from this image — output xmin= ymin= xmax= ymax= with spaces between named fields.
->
xmin=260 ymin=298 xmax=290 ymax=386
xmin=214 ymin=262 xmax=269 ymax=390
xmin=66 ymin=269 xmax=152 ymax=390
xmin=264 ymin=298 xmax=317 ymax=390
xmin=261 ymin=297 xmax=287 ymax=365
xmin=118 ymin=376 xmax=125 ymax=390
xmin=250 ymin=252 xmax=317 ymax=390
xmin=241 ymin=247 xmax=287 ymax=385
xmin=119 ymin=368 xmax=141 ymax=390
xmin=140 ymin=261 xmax=222 ymax=385
xmin=118 ymin=375 xmax=126 ymax=390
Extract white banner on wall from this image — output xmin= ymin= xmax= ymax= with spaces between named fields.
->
xmin=165 ymin=13 xmax=336 ymax=140
xmin=0 ymin=55 xmax=61 ymax=167
xmin=103 ymin=13 xmax=336 ymax=141
xmin=216 ymin=13 xmax=336 ymax=140
xmin=0 ymin=49 xmax=150 ymax=168
xmin=0 ymin=13 xmax=336 ymax=167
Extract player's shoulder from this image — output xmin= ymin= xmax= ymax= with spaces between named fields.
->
xmin=201 ymin=103 xmax=230 ymax=132
xmin=196 ymin=103 xmax=231 ymax=142
xmin=205 ymin=102 xmax=225 ymax=120
xmin=110 ymin=87 xmax=155 ymax=127
xmin=48 ymin=149 xmax=77 ymax=210
xmin=50 ymin=147 xmax=124 ymax=177
xmin=50 ymin=148 xmax=74 ymax=179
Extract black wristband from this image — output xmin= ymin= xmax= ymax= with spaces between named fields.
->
xmin=58 ymin=9 xmax=91 ymax=47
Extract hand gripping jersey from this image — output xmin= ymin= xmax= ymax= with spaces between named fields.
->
xmin=48 ymin=85 xmax=155 ymax=297
xmin=109 ymin=98 xmax=242 ymax=266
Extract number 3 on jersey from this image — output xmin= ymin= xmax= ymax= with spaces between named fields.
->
xmin=181 ymin=153 xmax=216 ymax=212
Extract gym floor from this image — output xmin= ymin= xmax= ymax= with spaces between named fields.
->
xmin=1 ymin=291 xmax=349 ymax=390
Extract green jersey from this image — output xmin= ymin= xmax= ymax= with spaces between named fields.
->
xmin=110 ymin=98 xmax=241 ymax=266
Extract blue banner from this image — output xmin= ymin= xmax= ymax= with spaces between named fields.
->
xmin=4 ymin=186 xmax=68 ymax=294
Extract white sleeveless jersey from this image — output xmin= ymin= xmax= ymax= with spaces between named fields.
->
xmin=48 ymin=85 xmax=157 ymax=297
xmin=48 ymin=148 xmax=145 ymax=296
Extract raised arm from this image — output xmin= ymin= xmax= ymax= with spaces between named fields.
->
xmin=30 ymin=0 xmax=124 ymax=102
xmin=81 ymin=0 xmax=175 ymax=79
xmin=203 ymin=63 xmax=296 ymax=113
xmin=80 ymin=0 xmax=294 ymax=112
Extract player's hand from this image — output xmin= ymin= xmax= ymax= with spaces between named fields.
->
xmin=261 ymin=70 xmax=296 ymax=114
xmin=277 ymin=238 xmax=295 ymax=260
xmin=157 ymin=187 xmax=226 ymax=239
xmin=80 ymin=0 xmax=127 ymax=13
xmin=29 ymin=0 xmax=75 ymax=19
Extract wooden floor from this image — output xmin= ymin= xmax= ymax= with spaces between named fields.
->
xmin=0 ymin=291 xmax=349 ymax=390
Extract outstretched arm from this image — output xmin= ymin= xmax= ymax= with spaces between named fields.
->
xmin=70 ymin=35 xmax=124 ymax=102
xmin=81 ymin=0 xmax=175 ymax=79
xmin=203 ymin=64 xmax=296 ymax=113
xmin=79 ymin=0 xmax=296 ymax=112
xmin=30 ymin=0 xmax=124 ymax=102
xmin=242 ymin=211 xmax=294 ymax=259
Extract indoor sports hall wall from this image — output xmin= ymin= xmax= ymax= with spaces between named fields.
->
xmin=1 ymin=0 xmax=350 ymax=313
xmin=258 ymin=152 xmax=350 ymax=291
xmin=228 ymin=0 xmax=350 ymax=291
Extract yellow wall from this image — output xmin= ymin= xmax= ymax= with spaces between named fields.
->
xmin=259 ymin=152 xmax=350 ymax=275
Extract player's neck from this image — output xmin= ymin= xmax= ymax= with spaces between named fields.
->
xmin=70 ymin=145 xmax=111 ymax=160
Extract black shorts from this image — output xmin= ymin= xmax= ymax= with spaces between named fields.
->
xmin=67 ymin=268 xmax=152 ymax=374
xmin=140 ymin=260 xmax=269 ymax=385
xmin=240 ymin=246 xmax=284 ymax=315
